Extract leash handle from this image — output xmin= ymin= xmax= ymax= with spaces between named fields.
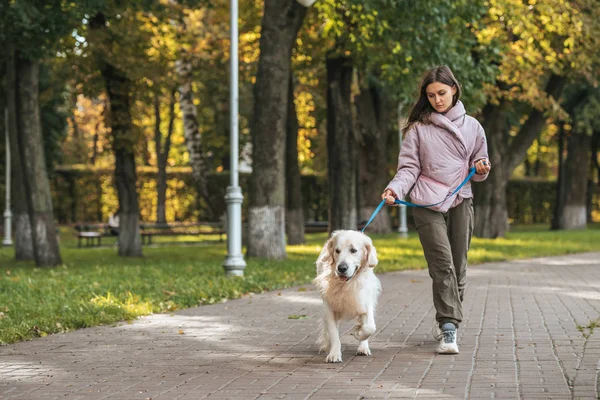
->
xmin=361 ymin=167 xmax=476 ymax=233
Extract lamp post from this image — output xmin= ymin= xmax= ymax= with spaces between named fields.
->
xmin=397 ymin=103 xmax=408 ymax=238
xmin=3 ymin=108 xmax=13 ymax=246
xmin=223 ymin=0 xmax=246 ymax=276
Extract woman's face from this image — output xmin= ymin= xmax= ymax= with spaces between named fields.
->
xmin=426 ymin=81 xmax=457 ymax=113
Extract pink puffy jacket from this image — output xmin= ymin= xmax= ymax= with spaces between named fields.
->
xmin=385 ymin=101 xmax=489 ymax=212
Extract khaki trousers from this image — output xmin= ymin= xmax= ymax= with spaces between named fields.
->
xmin=412 ymin=198 xmax=474 ymax=328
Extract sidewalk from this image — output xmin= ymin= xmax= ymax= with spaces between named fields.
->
xmin=1 ymin=252 xmax=600 ymax=399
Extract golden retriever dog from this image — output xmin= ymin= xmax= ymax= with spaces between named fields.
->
xmin=313 ymin=230 xmax=381 ymax=363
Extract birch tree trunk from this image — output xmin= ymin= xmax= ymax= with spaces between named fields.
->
xmin=176 ymin=55 xmax=214 ymax=219
xmin=247 ymin=0 xmax=307 ymax=259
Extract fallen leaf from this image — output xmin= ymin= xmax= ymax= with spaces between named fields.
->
xmin=178 ymin=329 xmax=185 ymax=335
xmin=288 ymin=314 xmax=308 ymax=320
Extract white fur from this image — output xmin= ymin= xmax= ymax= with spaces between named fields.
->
xmin=312 ymin=230 xmax=381 ymax=363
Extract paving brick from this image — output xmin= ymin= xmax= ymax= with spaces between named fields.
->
xmin=2 ymin=253 xmax=600 ymax=399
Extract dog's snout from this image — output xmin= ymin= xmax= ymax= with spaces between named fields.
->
xmin=337 ymin=263 xmax=348 ymax=274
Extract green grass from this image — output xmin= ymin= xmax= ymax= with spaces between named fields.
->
xmin=0 ymin=225 xmax=599 ymax=345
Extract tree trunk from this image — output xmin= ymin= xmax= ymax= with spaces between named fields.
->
xmin=176 ymin=55 xmax=214 ymax=219
xmin=588 ymin=130 xmax=599 ymax=224
xmin=14 ymin=54 xmax=62 ymax=266
xmin=551 ymin=126 xmax=567 ymax=230
xmin=326 ymin=56 xmax=357 ymax=232
xmin=474 ymin=75 xmax=566 ymax=238
xmin=90 ymin=13 xmax=142 ymax=257
xmin=247 ymin=0 xmax=307 ymax=259
xmin=285 ymin=73 xmax=305 ymax=245
xmin=506 ymin=74 xmax=567 ymax=172
xmin=473 ymin=101 xmax=510 ymax=238
xmin=103 ymin=63 xmax=142 ymax=256
xmin=553 ymin=133 xmax=590 ymax=230
xmin=154 ymin=90 xmax=175 ymax=224
xmin=355 ymin=81 xmax=392 ymax=233
xmin=5 ymin=46 xmax=33 ymax=260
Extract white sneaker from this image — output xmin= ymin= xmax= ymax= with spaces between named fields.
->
xmin=437 ymin=323 xmax=459 ymax=354
xmin=433 ymin=320 xmax=442 ymax=341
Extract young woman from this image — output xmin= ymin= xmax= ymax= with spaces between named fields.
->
xmin=381 ymin=66 xmax=491 ymax=354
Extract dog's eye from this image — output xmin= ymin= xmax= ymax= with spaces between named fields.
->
xmin=350 ymin=248 xmax=357 ymax=254
xmin=335 ymin=249 xmax=341 ymax=254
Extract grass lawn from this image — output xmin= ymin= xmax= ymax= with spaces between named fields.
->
xmin=1 ymin=224 xmax=599 ymax=345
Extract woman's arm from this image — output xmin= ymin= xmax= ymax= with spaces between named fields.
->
xmin=470 ymin=125 xmax=490 ymax=182
xmin=384 ymin=127 xmax=421 ymax=199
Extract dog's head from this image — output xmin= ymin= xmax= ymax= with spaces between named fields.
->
xmin=317 ymin=230 xmax=378 ymax=281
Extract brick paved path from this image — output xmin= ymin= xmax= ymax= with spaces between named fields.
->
xmin=2 ymin=252 xmax=600 ymax=400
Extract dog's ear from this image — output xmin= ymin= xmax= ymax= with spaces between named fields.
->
xmin=363 ymin=236 xmax=378 ymax=268
xmin=317 ymin=230 xmax=339 ymax=268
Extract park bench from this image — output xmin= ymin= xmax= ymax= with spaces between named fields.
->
xmin=303 ymin=221 xmax=367 ymax=233
xmin=139 ymin=221 xmax=225 ymax=245
xmin=74 ymin=221 xmax=224 ymax=247
xmin=74 ymin=223 xmax=113 ymax=248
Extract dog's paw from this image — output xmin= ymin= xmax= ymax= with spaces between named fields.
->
xmin=326 ymin=350 xmax=343 ymax=363
xmin=352 ymin=324 xmax=375 ymax=341
xmin=318 ymin=345 xmax=330 ymax=355
xmin=351 ymin=324 xmax=363 ymax=341
xmin=357 ymin=342 xmax=371 ymax=356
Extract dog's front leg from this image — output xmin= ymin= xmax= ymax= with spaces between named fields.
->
xmin=323 ymin=302 xmax=342 ymax=363
xmin=354 ymin=306 xmax=376 ymax=356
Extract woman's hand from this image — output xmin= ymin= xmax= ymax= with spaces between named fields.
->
xmin=381 ymin=189 xmax=396 ymax=205
xmin=475 ymin=158 xmax=491 ymax=175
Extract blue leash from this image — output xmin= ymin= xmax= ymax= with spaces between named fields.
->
xmin=361 ymin=167 xmax=477 ymax=233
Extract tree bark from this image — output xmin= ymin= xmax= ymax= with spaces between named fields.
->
xmin=356 ymin=81 xmax=393 ymax=233
xmin=588 ymin=130 xmax=599 ymax=224
xmin=506 ymin=74 xmax=567 ymax=172
xmin=14 ymin=54 xmax=62 ymax=266
xmin=474 ymin=75 xmax=566 ymax=238
xmin=473 ymin=101 xmax=510 ymax=238
xmin=90 ymin=13 xmax=142 ymax=257
xmin=551 ymin=126 xmax=567 ymax=230
xmin=103 ymin=63 xmax=142 ymax=256
xmin=176 ymin=52 xmax=214 ymax=219
xmin=155 ymin=90 xmax=176 ymax=224
xmin=553 ymin=133 xmax=590 ymax=230
xmin=285 ymin=72 xmax=305 ymax=245
xmin=5 ymin=46 xmax=33 ymax=260
xmin=247 ymin=0 xmax=307 ymax=259
xmin=326 ymin=56 xmax=357 ymax=232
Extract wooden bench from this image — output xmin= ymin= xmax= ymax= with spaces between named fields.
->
xmin=74 ymin=224 xmax=113 ymax=248
xmin=304 ymin=221 xmax=367 ymax=233
xmin=140 ymin=222 xmax=225 ymax=245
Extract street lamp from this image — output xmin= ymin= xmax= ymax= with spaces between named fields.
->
xmin=3 ymin=108 xmax=13 ymax=246
xmin=223 ymin=0 xmax=246 ymax=276
xmin=397 ymin=103 xmax=408 ymax=238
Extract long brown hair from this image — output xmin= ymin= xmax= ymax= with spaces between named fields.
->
xmin=403 ymin=66 xmax=462 ymax=136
